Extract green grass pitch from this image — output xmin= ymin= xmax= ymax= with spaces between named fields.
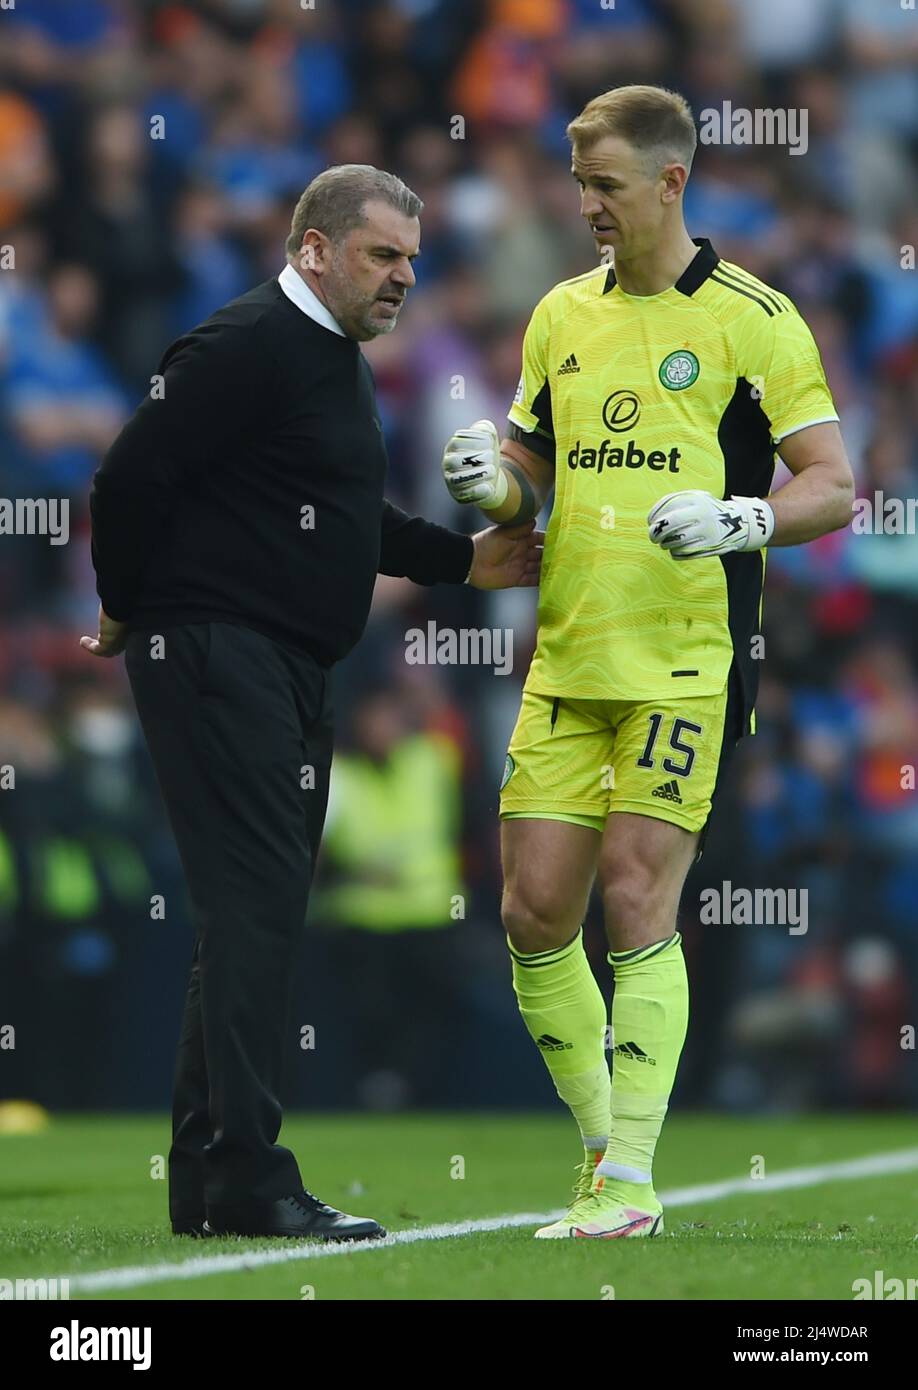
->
xmin=1 ymin=1113 xmax=916 ymax=1300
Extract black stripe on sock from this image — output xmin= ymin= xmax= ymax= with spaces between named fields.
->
xmin=608 ymin=932 xmax=679 ymax=969
xmin=508 ymin=926 xmax=582 ymax=966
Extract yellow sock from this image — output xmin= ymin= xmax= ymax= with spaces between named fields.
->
xmin=597 ymin=932 xmax=688 ymax=1187
xmin=509 ymin=927 xmax=610 ymax=1146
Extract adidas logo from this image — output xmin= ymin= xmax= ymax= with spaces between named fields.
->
xmin=652 ymin=779 xmax=682 ymax=803
xmin=557 ymin=353 xmax=580 ymax=375
xmin=535 ymin=1033 xmax=574 ymax=1052
xmin=611 ymin=1041 xmax=657 ymax=1066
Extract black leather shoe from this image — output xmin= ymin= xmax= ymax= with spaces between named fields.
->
xmin=203 ymin=1188 xmax=386 ymax=1241
xmin=171 ymin=1212 xmax=209 ymax=1237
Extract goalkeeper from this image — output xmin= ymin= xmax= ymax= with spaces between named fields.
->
xmin=442 ymin=84 xmax=854 ymax=1238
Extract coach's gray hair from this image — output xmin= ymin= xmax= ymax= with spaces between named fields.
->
xmin=285 ymin=165 xmax=423 ymax=258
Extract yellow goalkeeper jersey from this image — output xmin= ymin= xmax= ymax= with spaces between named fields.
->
xmin=507 ymin=238 xmax=839 ymax=721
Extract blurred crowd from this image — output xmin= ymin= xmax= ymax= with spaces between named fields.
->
xmin=1 ymin=0 xmax=918 ymax=1113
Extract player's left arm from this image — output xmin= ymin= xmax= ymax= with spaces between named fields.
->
xmin=647 ymin=425 xmax=854 ymax=561
xmin=649 ymin=297 xmax=853 ymax=560
xmin=765 ymin=420 xmax=854 ymax=545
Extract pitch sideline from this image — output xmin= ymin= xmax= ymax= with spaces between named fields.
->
xmin=64 ymin=1145 xmax=918 ymax=1293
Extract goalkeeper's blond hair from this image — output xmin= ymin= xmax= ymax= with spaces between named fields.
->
xmin=567 ymin=85 xmax=697 ymax=179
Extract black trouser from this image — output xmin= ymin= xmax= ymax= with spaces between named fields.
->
xmin=125 ymin=622 xmax=333 ymax=1219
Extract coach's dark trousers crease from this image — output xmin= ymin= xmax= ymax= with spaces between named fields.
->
xmin=125 ymin=621 xmax=334 ymax=1215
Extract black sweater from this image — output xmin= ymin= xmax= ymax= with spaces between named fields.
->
xmin=89 ymin=278 xmax=473 ymax=666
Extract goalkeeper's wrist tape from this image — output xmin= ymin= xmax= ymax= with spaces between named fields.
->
xmin=734 ymin=495 xmax=775 ymax=550
xmin=477 ymin=464 xmax=510 ymax=511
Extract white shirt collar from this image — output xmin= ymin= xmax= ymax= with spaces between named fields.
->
xmin=278 ymin=263 xmax=346 ymax=337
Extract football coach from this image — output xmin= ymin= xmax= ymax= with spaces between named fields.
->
xmin=81 ymin=165 xmax=541 ymax=1242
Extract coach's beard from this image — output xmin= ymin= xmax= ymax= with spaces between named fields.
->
xmin=333 ymin=292 xmax=404 ymax=341
xmin=363 ymin=292 xmax=404 ymax=337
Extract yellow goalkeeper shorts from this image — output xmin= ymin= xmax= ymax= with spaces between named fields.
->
xmin=499 ymin=665 xmax=744 ymax=835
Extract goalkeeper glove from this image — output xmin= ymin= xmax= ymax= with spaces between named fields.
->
xmin=647 ymin=490 xmax=775 ymax=559
xmin=442 ymin=419 xmax=509 ymax=510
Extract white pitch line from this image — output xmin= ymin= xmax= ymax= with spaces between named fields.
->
xmin=64 ymin=1145 xmax=918 ymax=1293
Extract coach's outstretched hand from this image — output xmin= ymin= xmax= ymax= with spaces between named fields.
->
xmin=80 ymin=605 xmax=129 ymax=658
xmin=468 ymin=520 xmax=544 ymax=589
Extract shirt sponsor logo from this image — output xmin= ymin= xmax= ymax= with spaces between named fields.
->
xmin=602 ymin=390 xmax=641 ymax=432
xmin=568 ymin=438 xmax=682 ymax=473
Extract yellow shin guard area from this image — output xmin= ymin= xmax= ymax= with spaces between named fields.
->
xmin=508 ymin=928 xmax=610 ymax=1144
xmin=600 ymin=932 xmax=688 ymax=1185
